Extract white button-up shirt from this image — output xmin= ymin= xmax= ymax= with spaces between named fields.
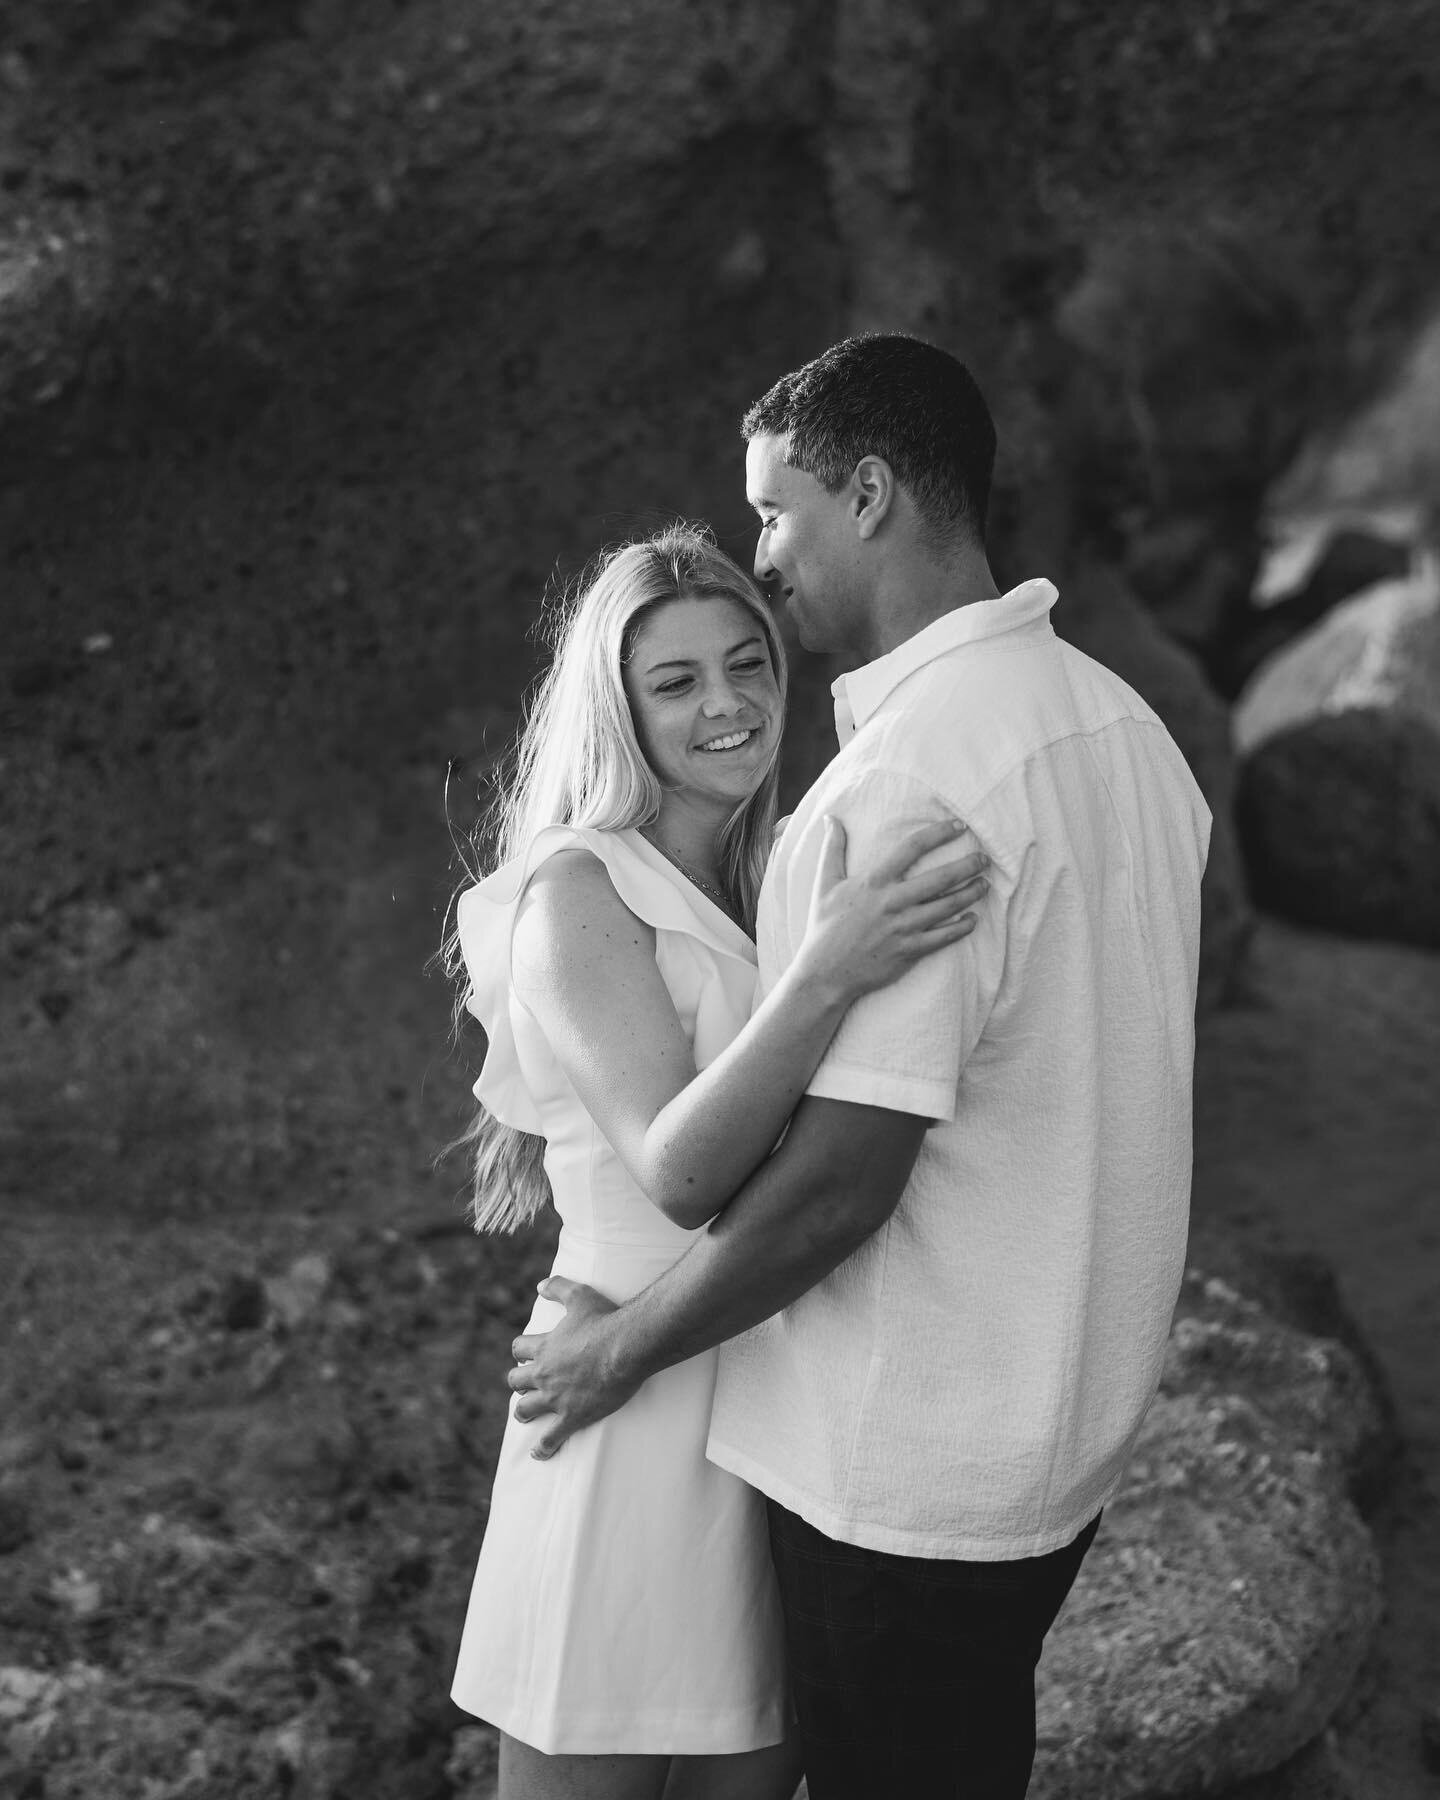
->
xmin=708 ymin=579 xmax=1212 ymax=1559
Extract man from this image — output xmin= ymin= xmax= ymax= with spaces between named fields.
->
xmin=510 ymin=334 xmax=1211 ymax=1796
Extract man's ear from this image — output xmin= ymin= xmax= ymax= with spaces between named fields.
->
xmin=850 ymin=456 xmax=896 ymax=541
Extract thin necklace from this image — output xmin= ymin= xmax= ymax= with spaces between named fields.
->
xmin=639 ymin=829 xmax=739 ymax=921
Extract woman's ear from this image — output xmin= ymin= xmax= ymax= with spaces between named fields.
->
xmin=851 ymin=456 xmax=896 ymax=541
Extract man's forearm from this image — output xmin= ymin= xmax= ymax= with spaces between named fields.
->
xmin=601 ymin=1099 xmax=925 ymax=1388
xmin=604 ymin=1165 xmax=852 ymax=1384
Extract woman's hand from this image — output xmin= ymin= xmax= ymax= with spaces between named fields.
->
xmin=795 ymin=814 xmax=989 ymax=1005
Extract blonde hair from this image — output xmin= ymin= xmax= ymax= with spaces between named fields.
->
xmin=443 ymin=522 xmax=787 ymax=1232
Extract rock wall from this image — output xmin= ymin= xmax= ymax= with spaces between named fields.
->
xmin=1034 ymin=1239 xmax=1389 ymax=1798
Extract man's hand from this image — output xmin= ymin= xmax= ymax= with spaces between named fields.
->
xmin=507 ymin=1276 xmax=640 ymax=1461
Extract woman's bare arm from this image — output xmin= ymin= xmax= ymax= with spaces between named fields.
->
xmin=511 ymin=823 xmax=984 ymax=1228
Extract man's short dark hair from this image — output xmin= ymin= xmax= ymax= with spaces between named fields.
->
xmin=742 ymin=334 xmax=997 ymax=547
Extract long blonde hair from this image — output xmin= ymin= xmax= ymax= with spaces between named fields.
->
xmin=444 ymin=522 xmax=788 ymax=1232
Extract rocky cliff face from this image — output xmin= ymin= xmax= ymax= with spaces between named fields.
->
xmin=7 ymin=0 xmax=1440 ymax=1214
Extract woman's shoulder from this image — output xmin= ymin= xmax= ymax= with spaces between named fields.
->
xmin=461 ymin=822 xmax=754 ymax=969
xmin=458 ymin=827 xmax=645 ymax=948
xmin=515 ymin=838 xmax=652 ymax=930
xmin=464 ymin=824 xmax=630 ymax=902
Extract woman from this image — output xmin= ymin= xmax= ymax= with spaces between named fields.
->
xmin=445 ymin=523 xmax=988 ymax=1800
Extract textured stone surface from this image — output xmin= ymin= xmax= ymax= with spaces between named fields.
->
xmin=1032 ymin=1250 xmax=1387 ymax=1800
xmin=1262 ymin=305 xmax=1440 ymax=599
xmin=1230 ymin=530 xmax=1413 ymax=699
xmin=1234 ymin=559 xmax=1440 ymax=948
xmin=0 ymin=201 xmax=112 ymax=431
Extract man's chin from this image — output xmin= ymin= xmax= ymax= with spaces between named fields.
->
xmin=790 ymin=611 xmax=828 ymax=655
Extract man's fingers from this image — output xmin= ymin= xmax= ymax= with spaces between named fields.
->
xmin=512 ymin=1391 xmax=553 ymax=1423
xmin=511 ymin=1333 xmax=539 ymax=1362
xmin=506 ymin=1363 xmax=536 ymax=1393
xmin=532 ymin=1411 xmax=576 ymax=1454
xmin=536 ymin=1275 xmax=582 ymax=1309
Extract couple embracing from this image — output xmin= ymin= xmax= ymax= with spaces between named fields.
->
xmin=443 ymin=335 xmax=1210 ymax=1800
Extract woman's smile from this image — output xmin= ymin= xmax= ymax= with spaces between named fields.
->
xmin=623 ymin=595 xmax=783 ymax=822
xmin=695 ymin=725 xmax=761 ymax=753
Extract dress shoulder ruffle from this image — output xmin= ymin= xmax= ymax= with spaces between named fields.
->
xmin=456 ymin=825 xmax=755 ymax=1131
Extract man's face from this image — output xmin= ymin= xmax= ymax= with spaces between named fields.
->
xmin=745 ymin=433 xmax=864 ymax=657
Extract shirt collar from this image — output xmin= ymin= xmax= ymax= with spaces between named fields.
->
xmin=831 ymin=578 xmax=1058 ymax=743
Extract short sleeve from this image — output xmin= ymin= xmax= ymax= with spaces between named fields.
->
xmin=786 ymin=769 xmax=1009 ymax=1122
xmin=457 ymin=824 xmax=755 ymax=1131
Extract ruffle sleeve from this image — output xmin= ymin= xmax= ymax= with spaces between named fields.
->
xmin=457 ymin=825 xmax=756 ymax=1131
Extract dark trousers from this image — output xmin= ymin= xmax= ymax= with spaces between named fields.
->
xmin=766 ymin=1500 xmax=1100 ymax=1800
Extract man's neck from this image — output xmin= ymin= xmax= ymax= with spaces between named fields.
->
xmin=859 ymin=547 xmax=1001 ymax=662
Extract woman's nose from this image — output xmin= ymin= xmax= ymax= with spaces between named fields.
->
xmin=701 ymin=684 xmax=743 ymax=718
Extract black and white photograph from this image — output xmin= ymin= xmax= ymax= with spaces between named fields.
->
xmin=2 ymin=4 xmax=1438 ymax=1797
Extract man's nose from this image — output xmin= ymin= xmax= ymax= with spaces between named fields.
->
xmin=753 ymin=535 xmax=777 ymax=590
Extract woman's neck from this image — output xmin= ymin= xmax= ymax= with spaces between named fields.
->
xmin=643 ymin=798 xmax=728 ymax=886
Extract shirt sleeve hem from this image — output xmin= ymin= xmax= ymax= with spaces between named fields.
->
xmin=805 ymin=1063 xmax=957 ymax=1122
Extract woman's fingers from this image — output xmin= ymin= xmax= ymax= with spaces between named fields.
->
xmin=900 ymin=851 xmax=989 ymax=901
xmin=896 ymin=907 xmax=980 ymax=953
xmin=889 ymin=870 xmax=988 ymax=926
xmin=875 ymin=816 xmax=969 ymax=882
xmin=911 ymin=876 xmax=988 ymax=923
xmin=914 ymin=897 xmax=982 ymax=935
xmin=813 ymin=814 xmax=849 ymax=892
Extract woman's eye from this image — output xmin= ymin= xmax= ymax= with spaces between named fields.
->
xmin=731 ymin=659 xmax=766 ymax=675
xmin=656 ymin=678 xmax=691 ymax=695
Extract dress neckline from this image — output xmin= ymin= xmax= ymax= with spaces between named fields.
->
xmin=621 ymin=829 xmax=755 ymax=951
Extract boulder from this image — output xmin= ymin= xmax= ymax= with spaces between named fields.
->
xmin=1233 ymin=557 xmax=1440 ymax=948
xmin=1055 ymin=561 xmax=1253 ymax=1009
xmin=1261 ymin=302 xmax=1440 ymax=603
xmin=1228 ymin=530 xmax=1413 ymax=699
xmin=1032 ymin=1246 xmax=1387 ymax=1799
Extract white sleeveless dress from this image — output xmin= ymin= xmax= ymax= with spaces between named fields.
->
xmin=449 ymin=825 xmax=789 ymax=1755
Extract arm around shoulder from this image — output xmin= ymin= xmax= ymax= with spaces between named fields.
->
xmin=509 ymin=849 xmax=858 ymax=1230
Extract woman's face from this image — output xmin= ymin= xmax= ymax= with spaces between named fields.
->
xmin=623 ymin=595 xmax=782 ymax=818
